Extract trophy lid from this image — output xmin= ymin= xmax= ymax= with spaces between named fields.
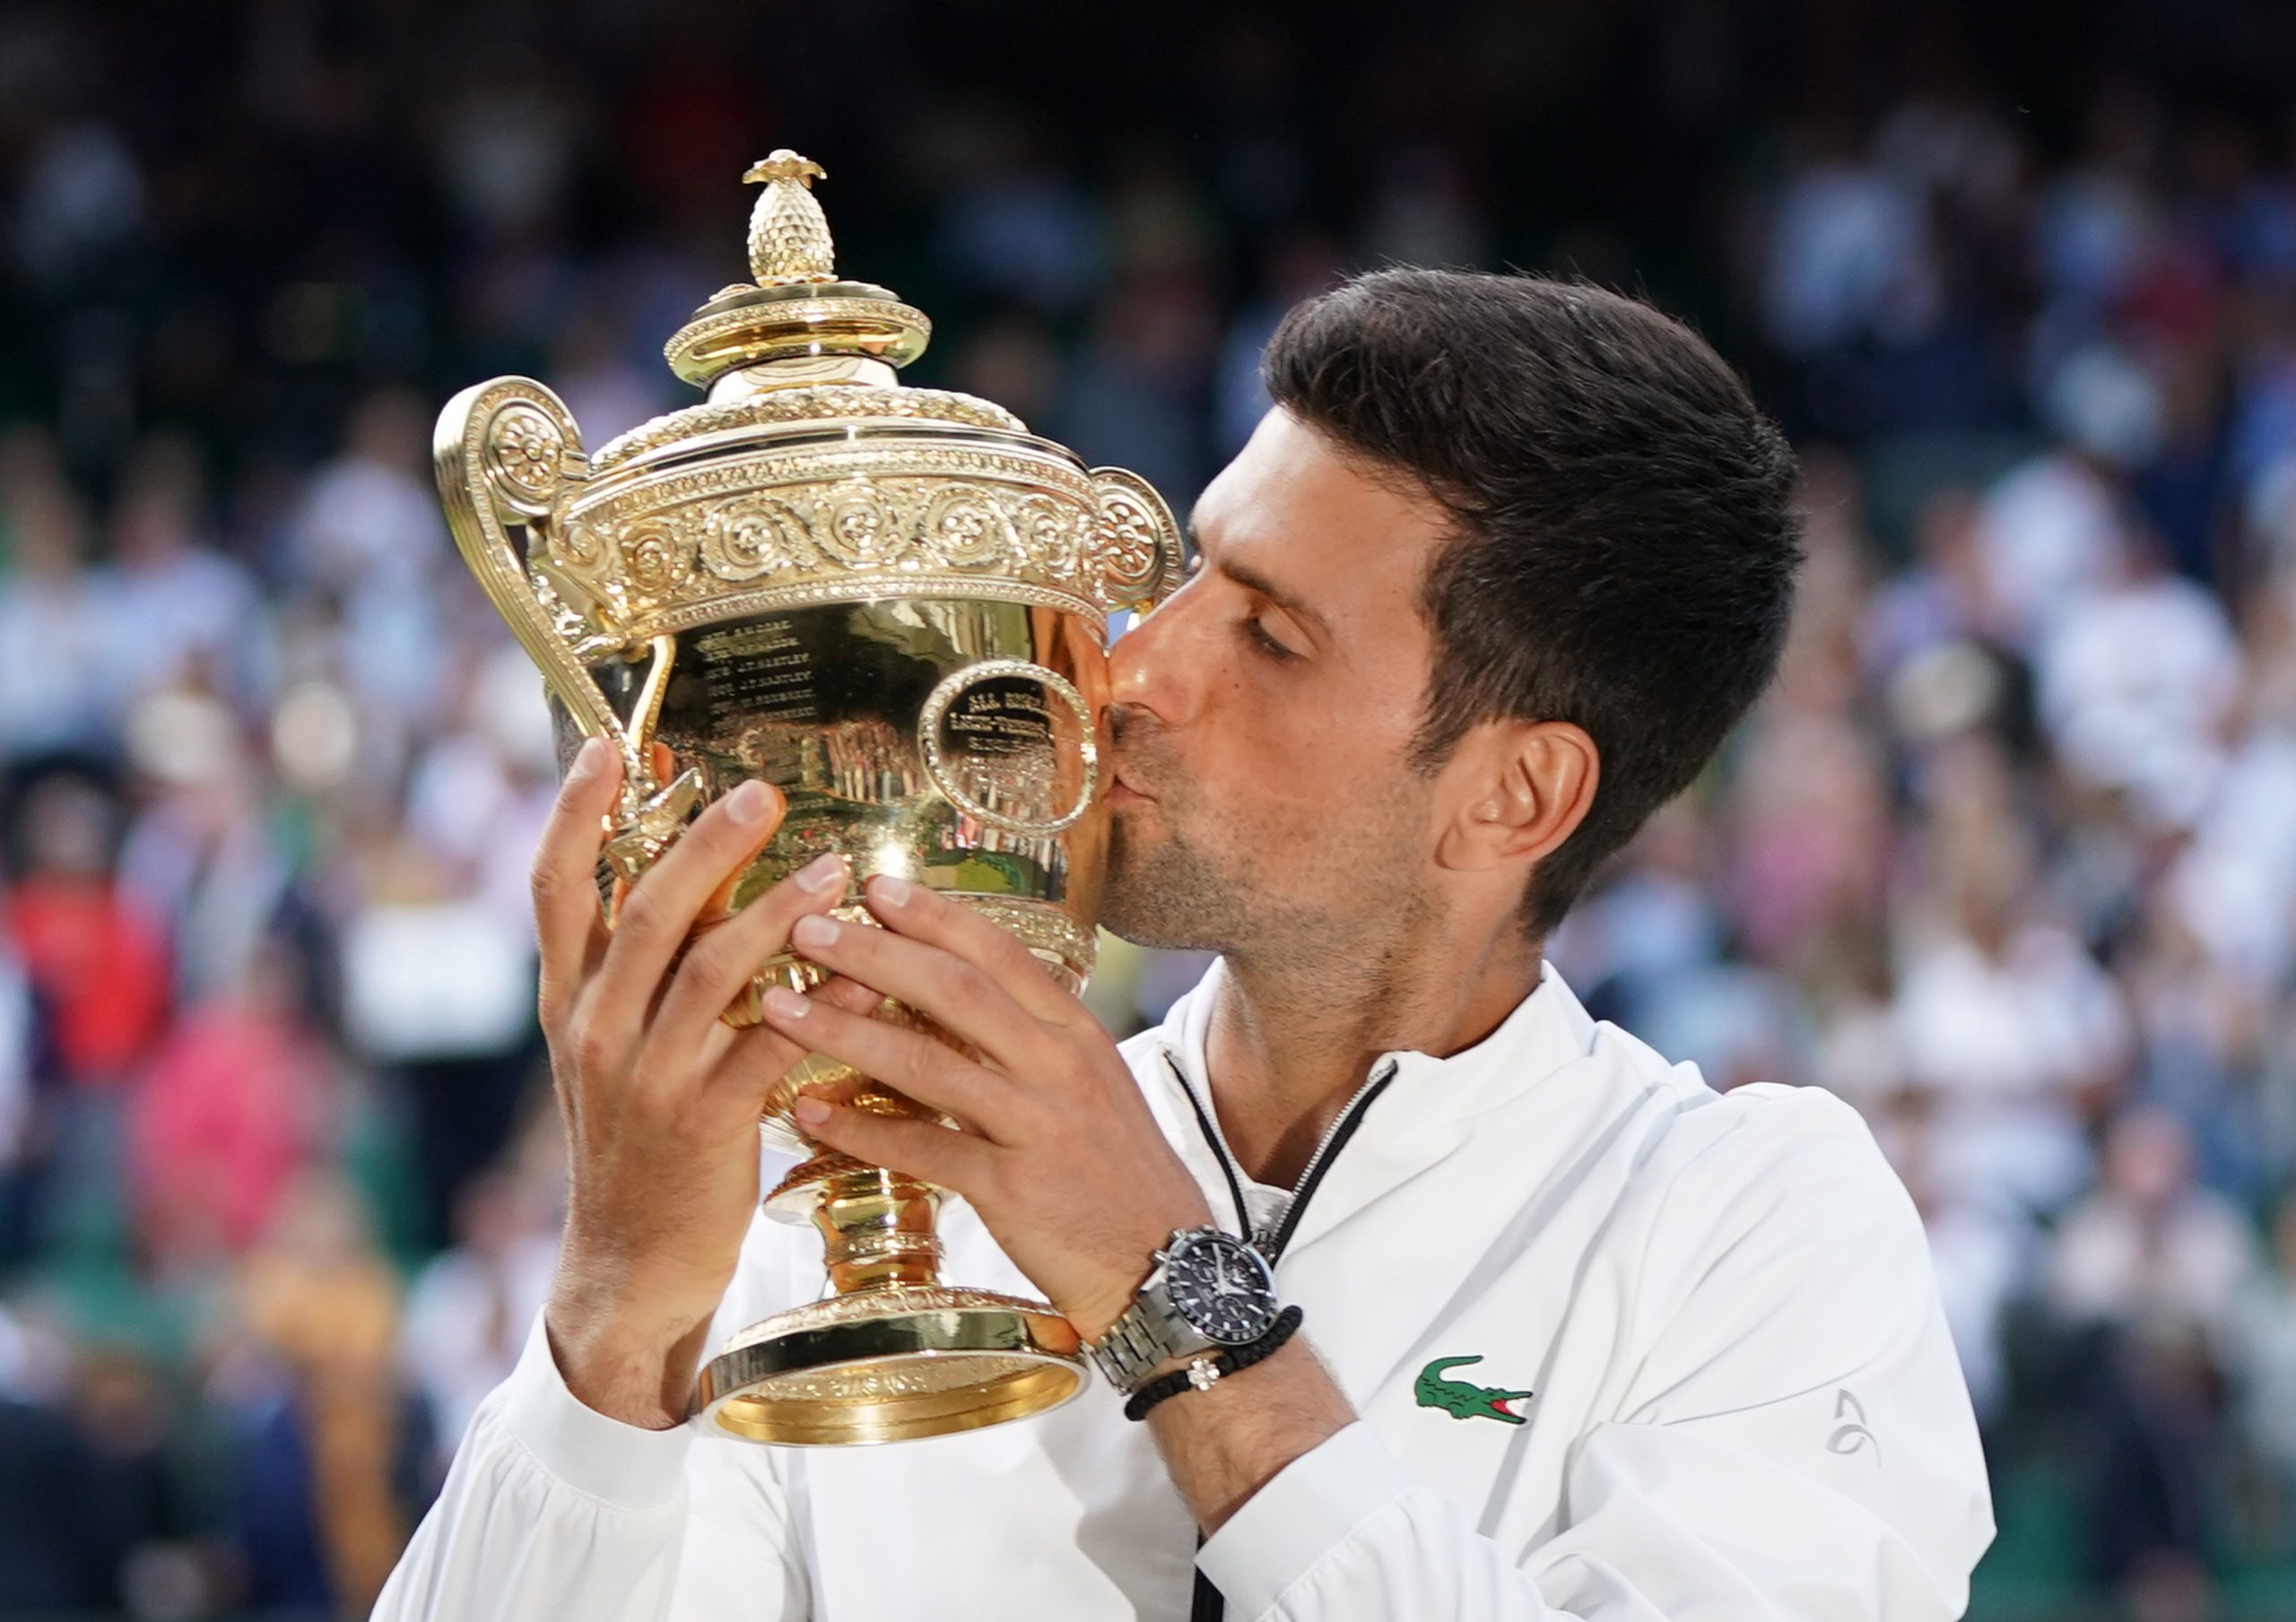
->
xmin=434 ymin=148 xmax=1185 ymax=726
xmin=663 ymin=151 xmax=933 ymax=390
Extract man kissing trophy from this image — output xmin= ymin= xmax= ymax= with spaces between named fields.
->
xmin=387 ymin=145 xmax=1992 ymax=1622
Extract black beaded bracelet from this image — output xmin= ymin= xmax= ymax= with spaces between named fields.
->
xmin=1123 ymin=1305 xmax=1305 ymax=1421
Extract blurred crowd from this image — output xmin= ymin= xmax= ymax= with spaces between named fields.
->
xmin=7 ymin=1 xmax=2296 ymax=1617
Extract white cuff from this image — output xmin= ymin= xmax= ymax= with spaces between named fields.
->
xmin=1196 ymin=1420 xmax=1414 ymax=1618
xmin=496 ymin=1311 xmax=694 ymax=1511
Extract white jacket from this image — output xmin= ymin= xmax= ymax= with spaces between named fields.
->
xmin=376 ymin=959 xmax=1994 ymax=1621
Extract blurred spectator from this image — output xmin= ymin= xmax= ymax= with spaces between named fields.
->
xmin=116 ymin=698 xmax=300 ymax=1010
xmin=4 ymin=775 xmax=169 ymax=1094
xmin=1762 ymin=119 xmax=1934 ymax=361
xmin=2048 ymin=1111 xmax=2257 ymax=1613
xmin=1864 ymin=485 xmax=2005 ymax=684
xmin=0 ymin=948 xmax=30 ymax=1266
xmin=1892 ymin=802 xmax=2131 ymax=1219
xmin=2036 ymin=525 xmax=2241 ymax=829
xmin=0 ymin=1383 xmax=113 ymax=1611
xmin=284 ymin=389 xmax=457 ymax=761
xmin=1877 ymin=1097 xmax=2025 ymax=1432
xmin=97 ymin=438 xmax=267 ymax=720
xmin=128 ymin=940 xmax=327 ymax=1274
xmin=1970 ymin=439 xmax=2126 ymax=655
xmin=216 ymin=1172 xmax=425 ymax=1615
xmin=399 ymin=1165 xmax=556 ymax=1480
xmin=0 ymin=437 xmax=117 ymax=762
xmin=2233 ymin=1193 xmax=2296 ymax=1524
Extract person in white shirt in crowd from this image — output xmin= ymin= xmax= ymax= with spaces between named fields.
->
xmin=0 ymin=448 xmax=119 ymax=764
xmin=286 ymin=388 xmax=459 ymax=760
xmin=97 ymin=434 xmax=269 ymax=717
xmin=1891 ymin=764 xmax=2132 ymax=1221
xmin=378 ymin=270 xmax=1994 ymax=1622
xmin=2050 ymin=1109 xmax=2257 ymax=1369
xmin=2036 ymin=522 xmax=2242 ymax=832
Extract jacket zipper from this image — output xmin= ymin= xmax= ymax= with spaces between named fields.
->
xmin=1161 ymin=1052 xmax=1402 ymax=1257
xmin=1260 ymin=1057 xmax=1399 ymax=1262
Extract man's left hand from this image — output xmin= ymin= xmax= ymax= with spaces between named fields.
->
xmin=759 ymin=874 xmax=1217 ymax=1341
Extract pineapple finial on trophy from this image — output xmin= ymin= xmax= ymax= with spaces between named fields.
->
xmin=742 ymin=150 xmax=836 ymax=285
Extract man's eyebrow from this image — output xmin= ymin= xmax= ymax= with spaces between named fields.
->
xmin=1186 ymin=519 xmax=1333 ymax=640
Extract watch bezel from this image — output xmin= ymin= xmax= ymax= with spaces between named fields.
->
xmin=1160 ymin=1228 xmax=1280 ymax=1348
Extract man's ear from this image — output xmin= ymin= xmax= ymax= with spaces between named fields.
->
xmin=1435 ymin=721 xmax=1599 ymax=872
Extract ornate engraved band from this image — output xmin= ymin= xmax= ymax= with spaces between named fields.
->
xmin=549 ymin=439 xmax=1144 ymax=640
xmin=587 ymin=386 xmax=1026 ymax=475
xmin=962 ymin=897 xmax=1096 ymax=982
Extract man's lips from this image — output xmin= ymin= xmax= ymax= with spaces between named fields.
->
xmin=1108 ymin=766 xmax=1157 ymax=806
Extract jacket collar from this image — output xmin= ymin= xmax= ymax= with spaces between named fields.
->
xmin=1144 ymin=955 xmax=1602 ymax=1255
xmin=1154 ymin=953 xmax=1598 ymax=1134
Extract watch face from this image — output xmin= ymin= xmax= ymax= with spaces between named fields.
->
xmin=1165 ymin=1232 xmax=1280 ymax=1346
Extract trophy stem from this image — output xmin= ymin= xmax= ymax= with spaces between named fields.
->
xmin=700 ymin=1145 xmax=1088 ymax=1444
xmin=794 ymin=1155 xmax=945 ymax=1295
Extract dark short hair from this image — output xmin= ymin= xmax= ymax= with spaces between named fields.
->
xmin=1263 ymin=268 xmax=1802 ymax=937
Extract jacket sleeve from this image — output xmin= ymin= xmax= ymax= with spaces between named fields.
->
xmin=1196 ymin=1093 xmax=1996 ymax=1622
xmin=370 ymin=1312 xmax=811 ymax=1622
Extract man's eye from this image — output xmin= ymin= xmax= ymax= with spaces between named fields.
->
xmin=1244 ymin=618 xmax=1300 ymax=661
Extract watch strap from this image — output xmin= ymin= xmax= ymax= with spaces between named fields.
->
xmin=1123 ymin=1305 xmax=1304 ymax=1421
xmin=1087 ymin=1304 xmax=1178 ymax=1392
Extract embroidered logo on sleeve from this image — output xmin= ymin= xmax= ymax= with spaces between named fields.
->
xmin=1828 ymin=1388 xmax=1880 ymax=1464
xmin=1414 ymin=1356 xmax=1534 ymax=1425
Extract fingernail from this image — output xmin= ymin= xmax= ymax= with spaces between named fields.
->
xmin=796 ymin=853 xmax=847 ymax=894
xmin=792 ymin=914 xmax=839 ymax=950
xmin=567 ymin=737 xmax=608 ymax=781
xmin=726 ymin=780 xmax=776 ymax=826
xmin=871 ymin=874 xmax=914 ymax=909
xmin=761 ymin=985 xmax=808 ymax=1021
xmin=791 ymin=1096 xmax=831 ymax=1125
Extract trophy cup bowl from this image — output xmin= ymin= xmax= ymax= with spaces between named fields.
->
xmin=433 ymin=152 xmax=1183 ymax=1445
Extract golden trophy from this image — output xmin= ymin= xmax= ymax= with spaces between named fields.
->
xmin=433 ymin=152 xmax=1183 ymax=1445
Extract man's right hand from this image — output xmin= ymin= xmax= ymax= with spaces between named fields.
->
xmin=531 ymin=736 xmax=870 ymax=1429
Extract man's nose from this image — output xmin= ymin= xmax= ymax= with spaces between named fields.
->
xmin=1109 ymin=586 xmax=1205 ymax=727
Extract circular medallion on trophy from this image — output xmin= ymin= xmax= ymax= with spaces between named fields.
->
xmin=917 ymin=658 xmax=1098 ymax=837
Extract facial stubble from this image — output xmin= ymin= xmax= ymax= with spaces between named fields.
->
xmin=1100 ymin=754 xmax=1436 ymax=988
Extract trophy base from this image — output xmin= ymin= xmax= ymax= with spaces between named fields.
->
xmin=695 ymin=1284 xmax=1087 ymax=1445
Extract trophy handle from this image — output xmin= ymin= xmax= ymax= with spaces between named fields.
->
xmin=1088 ymin=466 xmax=1187 ymax=614
xmin=435 ymin=378 xmax=702 ymax=874
xmin=434 ymin=377 xmax=626 ymax=749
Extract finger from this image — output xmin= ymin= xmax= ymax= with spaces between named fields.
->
xmin=531 ymin=737 xmax=623 ymax=1026
xmin=590 ymin=777 xmax=786 ymax=1035
xmin=786 ymin=1097 xmax=1000 ymax=1197
xmin=756 ymin=985 xmax=1022 ymax=1138
xmin=699 ymin=972 xmax=889 ymax=1102
xmin=862 ymin=877 xmax=1085 ymax=1027
xmin=647 ymin=853 xmax=850 ymax=1065
xmin=809 ymin=972 xmax=891 ymax=1017
xmin=785 ymin=912 xmax=1064 ymax=1082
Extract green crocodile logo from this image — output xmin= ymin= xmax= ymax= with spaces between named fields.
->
xmin=1414 ymin=1356 xmax=1534 ymax=1425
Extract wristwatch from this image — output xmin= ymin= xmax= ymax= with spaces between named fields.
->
xmin=1087 ymin=1227 xmax=1283 ymax=1392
